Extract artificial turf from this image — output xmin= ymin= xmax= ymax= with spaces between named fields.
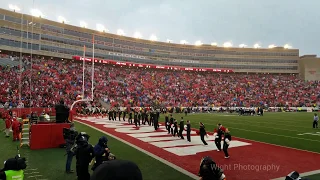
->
xmin=0 ymin=112 xmax=319 ymax=179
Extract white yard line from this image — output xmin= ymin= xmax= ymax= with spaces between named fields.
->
xmin=271 ymin=169 xmax=320 ymax=180
xmin=75 ymin=120 xmax=199 ymax=180
xmin=204 ymin=123 xmax=320 ymax=143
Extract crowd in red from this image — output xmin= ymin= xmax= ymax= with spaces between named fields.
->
xmin=0 ymin=55 xmax=319 ymax=108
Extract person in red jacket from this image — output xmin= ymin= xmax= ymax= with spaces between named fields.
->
xmin=213 ymin=124 xmax=226 ymax=151
xmin=4 ymin=114 xmax=11 ymax=138
xmin=11 ymin=118 xmax=20 ymax=141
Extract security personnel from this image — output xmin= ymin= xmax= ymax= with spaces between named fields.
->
xmin=74 ymin=133 xmax=94 ymax=180
xmin=186 ymin=120 xmax=191 ymax=142
xmin=0 ymin=155 xmax=27 ymax=180
xmin=223 ymin=128 xmax=231 ymax=158
xmin=179 ymin=117 xmax=184 ymax=139
xmin=214 ymin=124 xmax=225 ymax=151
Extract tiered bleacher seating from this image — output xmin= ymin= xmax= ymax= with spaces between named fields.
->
xmin=0 ymin=56 xmax=319 ymax=108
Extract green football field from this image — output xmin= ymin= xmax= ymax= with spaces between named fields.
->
xmin=0 ymin=112 xmax=319 ymax=179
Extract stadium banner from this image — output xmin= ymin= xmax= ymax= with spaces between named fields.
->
xmin=72 ymin=56 xmax=233 ymax=73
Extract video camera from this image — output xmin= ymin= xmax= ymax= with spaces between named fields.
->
xmin=0 ymin=146 xmax=27 ymax=172
xmin=63 ymin=128 xmax=78 ymax=141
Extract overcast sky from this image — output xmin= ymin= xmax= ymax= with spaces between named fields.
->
xmin=1 ymin=0 xmax=320 ymax=56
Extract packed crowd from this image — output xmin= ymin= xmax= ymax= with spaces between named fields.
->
xmin=0 ymin=55 xmax=319 ymax=108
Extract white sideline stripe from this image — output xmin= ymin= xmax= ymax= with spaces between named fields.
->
xmin=75 ymin=120 xmax=198 ymax=180
xmin=205 ymin=123 xmax=320 ymax=143
xmin=271 ymin=169 xmax=320 ymax=180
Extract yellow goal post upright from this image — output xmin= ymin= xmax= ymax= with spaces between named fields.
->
xmin=70 ymin=35 xmax=95 ymax=120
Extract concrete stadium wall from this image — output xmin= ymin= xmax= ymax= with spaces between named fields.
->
xmin=299 ymin=55 xmax=320 ymax=81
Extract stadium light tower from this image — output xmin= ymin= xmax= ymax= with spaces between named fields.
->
xmin=8 ymin=4 xmax=21 ymax=12
xmin=284 ymin=44 xmax=292 ymax=49
xmin=117 ymin=29 xmax=125 ymax=36
xmin=223 ymin=42 xmax=233 ymax=48
xmin=134 ymin=32 xmax=142 ymax=39
xmin=253 ymin=43 xmax=261 ymax=49
xmin=57 ymin=16 xmax=67 ymax=24
xmin=150 ymin=35 xmax=158 ymax=41
xmin=96 ymin=24 xmax=108 ymax=32
xmin=268 ymin=44 xmax=277 ymax=48
xmin=180 ymin=40 xmax=188 ymax=44
xmin=80 ymin=21 xmax=88 ymax=28
xmin=239 ymin=44 xmax=247 ymax=48
xmin=195 ymin=40 xmax=203 ymax=46
xmin=211 ymin=42 xmax=218 ymax=46
xmin=167 ymin=39 xmax=173 ymax=43
xmin=30 ymin=9 xmax=44 ymax=18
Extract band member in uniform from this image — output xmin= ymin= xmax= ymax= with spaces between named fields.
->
xmin=173 ymin=119 xmax=179 ymax=137
xmin=134 ymin=111 xmax=140 ymax=127
xmin=154 ymin=112 xmax=159 ymax=130
xmin=223 ymin=128 xmax=231 ymax=158
xmin=141 ymin=110 xmax=146 ymax=125
xmin=150 ymin=110 xmax=154 ymax=126
xmin=113 ymin=109 xmax=117 ymax=121
xmin=144 ymin=111 xmax=150 ymax=125
xmin=169 ymin=115 xmax=174 ymax=135
xmin=108 ymin=110 xmax=112 ymax=121
xmin=122 ymin=108 xmax=127 ymax=121
xmin=165 ymin=114 xmax=169 ymax=134
xmin=128 ymin=110 xmax=133 ymax=124
xmin=199 ymin=122 xmax=208 ymax=145
xmin=179 ymin=117 xmax=184 ymax=139
xmin=313 ymin=113 xmax=318 ymax=128
xmin=213 ymin=124 xmax=226 ymax=151
xmin=186 ymin=120 xmax=191 ymax=142
xmin=118 ymin=109 xmax=122 ymax=121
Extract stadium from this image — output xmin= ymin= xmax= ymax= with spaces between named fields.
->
xmin=0 ymin=5 xmax=320 ymax=180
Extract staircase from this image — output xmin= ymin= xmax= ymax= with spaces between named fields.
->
xmin=20 ymin=119 xmax=30 ymax=147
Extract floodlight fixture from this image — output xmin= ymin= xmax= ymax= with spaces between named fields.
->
xmin=223 ymin=42 xmax=233 ymax=48
xmin=30 ymin=9 xmax=43 ymax=17
xmin=8 ymin=4 xmax=20 ymax=12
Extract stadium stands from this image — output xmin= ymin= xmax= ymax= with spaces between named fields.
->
xmin=0 ymin=56 xmax=319 ymax=109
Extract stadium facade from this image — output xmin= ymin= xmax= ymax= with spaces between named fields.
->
xmin=0 ymin=8 xmax=318 ymax=78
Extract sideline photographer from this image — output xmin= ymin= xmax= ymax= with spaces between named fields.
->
xmin=0 ymin=148 xmax=27 ymax=180
xmin=63 ymin=123 xmax=78 ymax=174
xmin=91 ymin=136 xmax=115 ymax=171
xmin=73 ymin=132 xmax=94 ymax=180
xmin=198 ymin=156 xmax=226 ymax=180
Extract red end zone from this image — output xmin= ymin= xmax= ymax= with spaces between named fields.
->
xmin=75 ymin=117 xmax=320 ymax=180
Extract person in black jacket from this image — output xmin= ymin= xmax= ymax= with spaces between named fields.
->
xmin=92 ymin=136 xmax=109 ymax=171
xmin=198 ymin=156 xmax=226 ymax=180
xmin=223 ymin=128 xmax=231 ymax=159
xmin=199 ymin=122 xmax=208 ymax=145
xmin=55 ymin=99 xmax=69 ymax=123
xmin=74 ymin=133 xmax=94 ymax=180
xmin=186 ymin=120 xmax=191 ymax=142
xmin=179 ymin=117 xmax=184 ymax=139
